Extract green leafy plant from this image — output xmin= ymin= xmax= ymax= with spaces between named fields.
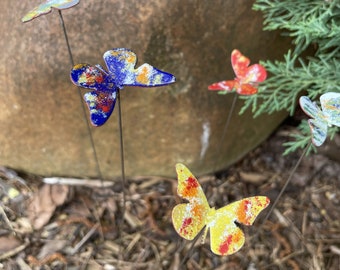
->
xmin=240 ymin=0 xmax=340 ymax=154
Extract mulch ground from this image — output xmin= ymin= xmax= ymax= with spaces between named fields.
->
xmin=0 ymin=119 xmax=339 ymax=270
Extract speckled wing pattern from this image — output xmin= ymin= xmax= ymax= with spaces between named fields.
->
xmin=299 ymin=92 xmax=340 ymax=146
xmin=172 ymin=163 xmax=210 ymax=241
xmin=320 ymin=92 xmax=340 ymax=127
xmin=172 ymin=163 xmax=270 ymax=256
xmin=208 ymin=49 xmax=267 ymax=95
xmin=209 ymin=196 xmax=270 ymax=255
xmin=70 ymin=64 xmax=118 ymax=126
xmin=70 ymin=48 xmax=175 ymax=126
xmin=103 ymin=49 xmax=176 ymax=88
xmin=22 ymin=0 xmax=79 ymax=22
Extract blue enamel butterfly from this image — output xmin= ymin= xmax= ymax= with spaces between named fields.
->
xmin=70 ymin=48 xmax=176 ymax=126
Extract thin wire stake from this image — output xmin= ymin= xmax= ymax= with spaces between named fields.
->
xmin=58 ymin=10 xmax=103 ymax=181
xmin=58 ymin=10 xmax=74 ymax=65
xmin=116 ymin=89 xmax=127 ymax=264
xmin=259 ymin=141 xmax=312 ymax=228
xmin=213 ymin=92 xmax=238 ymax=171
xmin=179 ymin=231 xmax=203 ymax=267
xmin=116 ymin=89 xmax=127 ymax=213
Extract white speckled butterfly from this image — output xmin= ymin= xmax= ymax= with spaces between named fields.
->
xmin=299 ymin=92 xmax=340 ymax=146
xmin=22 ymin=0 xmax=79 ymax=22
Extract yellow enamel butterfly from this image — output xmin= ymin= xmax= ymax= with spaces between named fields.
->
xmin=172 ymin=163 xmax=270 ymax=256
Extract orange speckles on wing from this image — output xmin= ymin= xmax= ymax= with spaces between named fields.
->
xmin=126 ymin=54 xmax=135 ymax=64
xmin=136 ymin=66 xmax=150 ymax=84
xmin=236 ymin=196 xmax=270 ymax=225
xmin=109 ymin=50 xmax=120 ymax=57
xmin=236 ymin=199 xmax=251 ymax=224
xmin=181 ymin=176 xmax=199 ymax=198
xmin=191 ymin=203 xmax=204 ymax=220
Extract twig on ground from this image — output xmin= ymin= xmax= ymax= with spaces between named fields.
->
xmin=43 ymin=177 xmax=114 ymax=187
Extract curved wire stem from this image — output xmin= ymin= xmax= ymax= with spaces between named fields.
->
xmin=58 ymin=10 xmax=103 ymax=181
xmin=259 ymin=140 xmax=312 ymax=228
xmin=213 ymin=92 xmax=238 ymax=172
xmin=179 ymin=230 xmax=204 ymax=267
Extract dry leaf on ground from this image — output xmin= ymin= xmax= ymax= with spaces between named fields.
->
xmin=27 ymin=184 xmax=70 ymax=229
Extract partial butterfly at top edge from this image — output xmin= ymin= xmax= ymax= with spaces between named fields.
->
xmin=70 ymin=48 xmax=176 ymax=126
xmin=171 ymin=163 xmax=270 ymax=256
xmin=208 ymin=49 xmax=267 ymax=95
xmin=22 ymin=0 xmax=80 ymax=22
xmin=299 ymin=92 xmax=340 ymax=147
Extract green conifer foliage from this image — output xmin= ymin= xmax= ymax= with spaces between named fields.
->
xmin=242 ymin=0 xmax=340 ymax=153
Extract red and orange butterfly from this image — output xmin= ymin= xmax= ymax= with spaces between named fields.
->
xmin=172 ymin=163 xmax=270 ymax=256
xmin=208 ymin=49 xmax=267 ymax=95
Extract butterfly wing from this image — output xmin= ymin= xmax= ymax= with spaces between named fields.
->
xmin=320 ymin=92 xmax=340 ymax=127
xmin=241 ymin=64 xmax=267 ymax=84
xmin=83 ymin=91 xmax=117 ymax=126
xmin=49 ymin=0 xmax=79 ymax=9
xmin=103 ymin=48 xmax=176 ymax=88
xmin=231 ymin=49 xmax=251 ymax=79
xmin=22 ymin=0 xmax=79 ymax=22
xmin=237 ymin=83 xmax=259 ymax=95
xmin=308 ymin=119 xmax=328 ymax=147
xmin=299 ymin=96 xmax=328 ymax=146
xmin=208 ymin=80 xmax=237 ymax=92
xmin=231 ymin=49 xmax=267 ymax=83
xmin=70 ymin=64 xmax=112 ymax=90
xmin=208 ymin=79 xmax=258 ymax=95
xmin=236 ymin=63 xmax=267 ymax=95
xmin=70 ymin=64 xmax=118 ymax=126
xmin=172 ymin=163 xmax=210 ymax=240
xmin=209 ymin=196 xmax=270 ymax=256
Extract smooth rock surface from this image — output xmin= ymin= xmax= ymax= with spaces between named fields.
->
xmin=0 ymin=0 xmax=289 ymax=178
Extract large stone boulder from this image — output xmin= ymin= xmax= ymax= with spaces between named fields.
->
xmin=0 ymin=0 xmax=289 ymax=178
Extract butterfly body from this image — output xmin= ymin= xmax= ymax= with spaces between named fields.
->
xmin=172 ymin=163 xmax=270 ymax=256
xmin=208 ymin=49 xmax=267 ymax=95
xmin=70 ymin=48 xmax=175 ymax=126
xmin=299 ymin=92 xmax=340 ymax=146
xmin=22 ymin=0 xmax=79 ymax=22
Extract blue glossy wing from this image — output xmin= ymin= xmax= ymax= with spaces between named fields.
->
xmin=320 ymin=92 xmax=340 ymax=127
xmin=84 ymin=91 xmax=117 ymax=126
xmin=103 ymin=48 xmax=176 ymax=88
xmin=70 ymin=64 xmax=114 ymax=90
xmin=70 ymin=64 xmax=118 ymax=126
xmin=299 ymin=96 xmax=328 ymax=146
